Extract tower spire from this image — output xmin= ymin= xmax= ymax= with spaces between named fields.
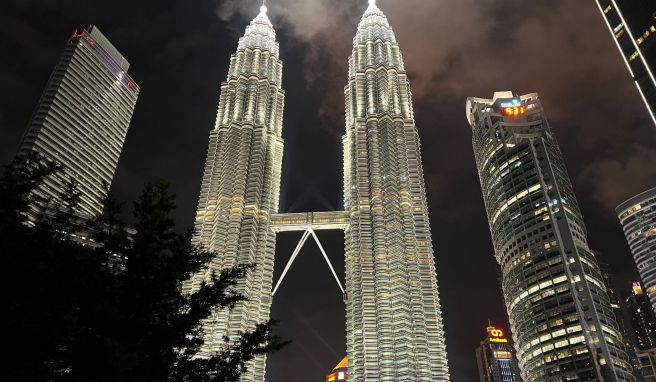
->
xmin=260 ymin=0 xmax=267 ymax=14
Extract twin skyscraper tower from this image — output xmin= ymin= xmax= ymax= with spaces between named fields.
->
xmin=184 ymin=1 xmax=450 ymax=381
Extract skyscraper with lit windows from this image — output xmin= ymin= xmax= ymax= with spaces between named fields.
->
xmin=467 ymin=91 xmax=634 ymax=381
xmin=187 ymin=1 xmax=451 ymax=381
xmin=625 ymin=283 xmax=656 ymax=381
xmin=184 ymin=4 xmax=284 ymax=382
xmin=16 ymin=25 xmax=139 ymax=219
xmin=341 ymin=1 xmax=449 ymax=380
xmin=595 ymin=0 xmax=656 ymax=127
xmin=627 ymin=282 xmax=656 ymax=352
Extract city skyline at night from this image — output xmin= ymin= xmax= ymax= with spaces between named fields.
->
xmin=1 ymin=0 xmax=655 ymax=381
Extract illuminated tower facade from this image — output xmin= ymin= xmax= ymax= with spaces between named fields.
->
xmin=342 ymin=1 xmax=449 ymax=380
xmin=185 ymin=5 xmax=284 ymax=381
xmin=17 ymin=25 xmax=139 ymax=219
xmin=617 ymin=187 xmax=656 ymax=314
xmin=595 ymin=0 xmax=656 ymax=127
xmin=466 ymin=92 xmax=634 ymax=381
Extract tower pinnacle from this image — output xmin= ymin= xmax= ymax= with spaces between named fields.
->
xmin=260 ymin=0 xmax=267 ymax=14
xmin=369 ymin=0 xmax=376 ymax=6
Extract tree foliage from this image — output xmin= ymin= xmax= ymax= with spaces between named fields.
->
xmin=3 ymin=154 xmax=287 ymax=381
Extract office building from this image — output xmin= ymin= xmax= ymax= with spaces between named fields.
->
xmin=183 ymin=4 xmax=284 ymax=381
xmin=186 ymin=1 xmax=450 ymax=381
xmin=467 ymin=92 xmax=634 ymax=381
xmin=626 ymin=283 xmax=656 ymax=381
xmin=341 ymin=1 xmax=449 ymax=380
xmin=17 ymin=25 xmax=139 ymax=219
xmin=476 ymin=326 xmax=523 ymax=382
xmin=595 ymin=0 xmax=656 ymax=126
xmin=617 ymin=188 xmax=656 ymax=314
xmin=627 ymin=282 xmax=656 ymax=351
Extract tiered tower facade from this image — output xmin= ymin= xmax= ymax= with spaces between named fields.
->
xmin=466 ymin=92 xmax=634 ymax=381
xmin=185 ymin=5 xmax=284 ymax=381
xmin=189 ymin=1 xmax=450 ymax=381
xmin=342 ymin=1 xmax=449 ymax=380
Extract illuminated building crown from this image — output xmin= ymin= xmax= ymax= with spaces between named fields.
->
xmin=237 ymin=4 xmax=279 ymax=59
xmin=354 ymin=0 xmax=397 ymax=46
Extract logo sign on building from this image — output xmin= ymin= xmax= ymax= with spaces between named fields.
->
xmin=487 ymin=327 xmax=508 ymax=343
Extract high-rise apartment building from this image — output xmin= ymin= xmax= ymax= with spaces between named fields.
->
xmin=341 ymin=1 xmax=449 ymax=380
xmin=595 ymin=0 xmax=656 ymax=127
xmin=475 ymin=326 xmax=523 ymax=382
xmin=184 ymin=4 xmax=284 ymax=381
xmin=617 ymin=188 xmax=656 ymax=314
xmin=467 ymin=92 xmax=634 ymax=381
xmin=16 ymin=25 xmax=139 ymax=219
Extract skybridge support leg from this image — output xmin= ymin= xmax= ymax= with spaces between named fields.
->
xmin=272 ymin=229 xmax=310 ymax=296
xmin=309 ymin=228 xmax=345 ymax=295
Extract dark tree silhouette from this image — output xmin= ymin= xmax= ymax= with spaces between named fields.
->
xmin=2 ymin=154 xmax=287 ymax=381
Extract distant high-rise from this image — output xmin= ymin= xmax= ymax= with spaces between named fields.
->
xmin=617 ymin=188 xmax=656 ymax=314
xmin=16 ymin=25 xmax=139 ymax=219
xmin=475 ymin=326 xmax=523 ymax=382
xmin=595 ymin=0 xmax=656 ymax=126
xmin=467 ymin=92 xmax=634 ymax=381
xmin=626 ymin=283 xmax=656 ymax=381
xmin=627 ymin=282 xmax=656 ymax=351
xmin=326 ymin=357 xmax=349 ymax=382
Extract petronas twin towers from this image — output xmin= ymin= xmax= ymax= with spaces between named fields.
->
xmin=185 ymin=1 xmax=450 ymax=380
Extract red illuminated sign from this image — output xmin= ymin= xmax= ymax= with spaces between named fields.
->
xmin=502 ymin=106 xmax=526 ymax=117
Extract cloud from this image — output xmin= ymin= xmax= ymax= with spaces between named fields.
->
xmin=578 ymin=144 xmax=656 ymax=211
xmin=216 ymin=0 xmax=239 ymax=21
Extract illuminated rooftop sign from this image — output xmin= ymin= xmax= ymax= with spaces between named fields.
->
xmin=487 ymin=327 xmax=509 ymax=343
xmin=500 ymin=99 xmax=525 ymax=117
xmin=500 ymin=99 xmax=522 ymax=108
xmin=502 ymin=106 xmax=525 ymax=117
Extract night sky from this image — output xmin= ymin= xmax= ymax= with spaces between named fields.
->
xmin=1 ymin=0 xmax=655 ymax=381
